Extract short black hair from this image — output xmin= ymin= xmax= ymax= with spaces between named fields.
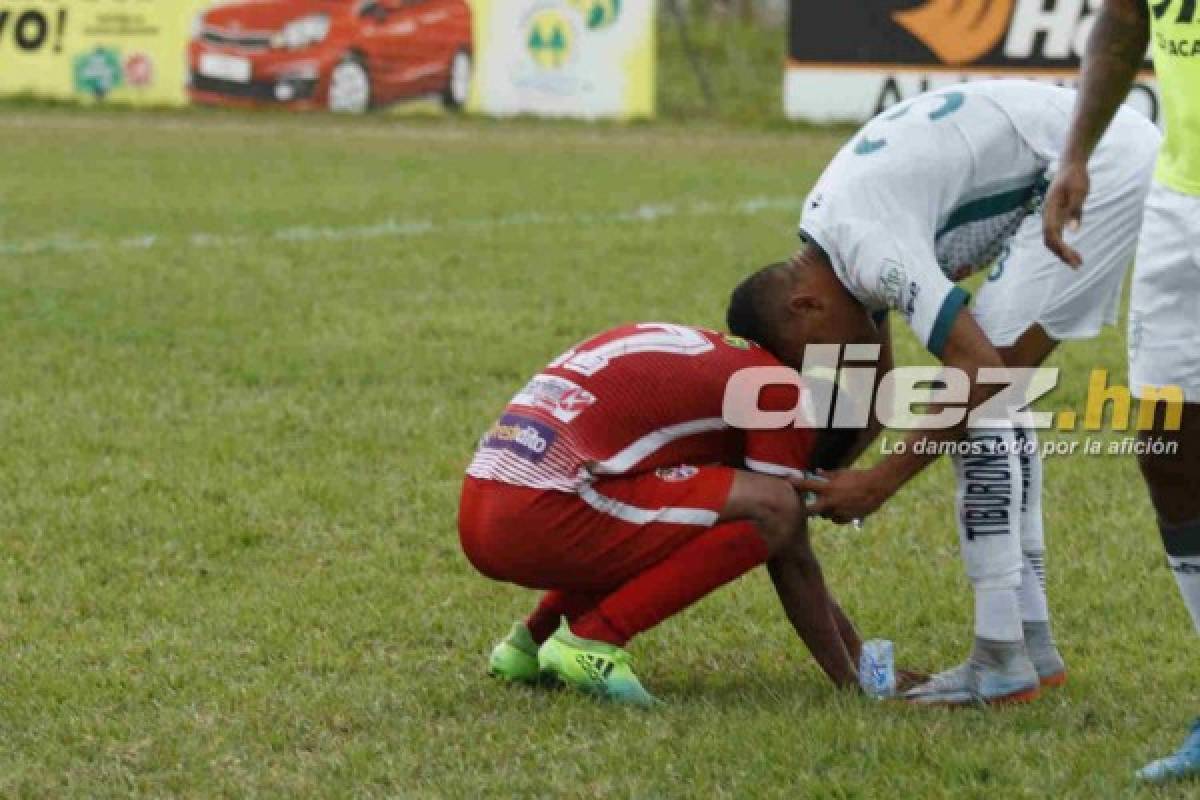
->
xmin=726 ymin=261 xmax=792 ymax=353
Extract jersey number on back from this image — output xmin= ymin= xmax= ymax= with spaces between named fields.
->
xmin=854 ymin=91 xmax=966 ymax=156
xmin=551 ymin=323 xmax=715 ymax=377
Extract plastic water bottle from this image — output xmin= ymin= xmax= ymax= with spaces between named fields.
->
xmin=859 ymin=639 xmax=896 ymax=699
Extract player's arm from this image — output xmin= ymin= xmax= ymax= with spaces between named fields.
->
xmin=739 ymin=432 xmax=911 ymax=689
xmin=857 ymin=310 xmax=1005 ymax=504
xmin=796 ymin=256 xmax=1007 ymax=523
xmin=766 ymin=521 xmax=859 ymax=689
xmin=1044 ymin=0 xmax=1150 ymax=266
xmin=829 ymin=599 xmax=862 ymax=665
xmin=798 ymin=310 xmax=1004 ymax=522
xmin=729 ymin=465 xmax=860 ymax=688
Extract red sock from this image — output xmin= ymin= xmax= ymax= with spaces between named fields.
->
xmin=525 ymin=590 xmax=604 ymax=644
xmin=572 ymin=522 xmax=768 ymax=646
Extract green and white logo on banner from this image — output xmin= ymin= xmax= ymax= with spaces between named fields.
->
xmin=73 ymin=47 xmax=123 ymax=98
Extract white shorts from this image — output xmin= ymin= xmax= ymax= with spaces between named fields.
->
xmin=1129 ymin=181 xmax=1200 ymax=403
xmin=971 ymin=115 xmax=1160 ymax=348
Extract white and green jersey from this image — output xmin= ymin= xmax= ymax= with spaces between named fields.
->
xmin=799 ymin=80 xmax=1150 ymax=357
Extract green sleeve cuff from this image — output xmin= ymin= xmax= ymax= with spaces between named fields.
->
xmin=927 ymin=286 xmax=971 ymax=359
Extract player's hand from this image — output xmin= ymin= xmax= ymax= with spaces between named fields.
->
xmin=1042 ymin=160 xmax=1090 ymax=269
xmin=791 ymin=468 xmax=890 ymax=525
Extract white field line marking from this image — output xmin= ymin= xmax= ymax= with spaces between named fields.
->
xmin=0 ymin=196 xmax=803 ymax=258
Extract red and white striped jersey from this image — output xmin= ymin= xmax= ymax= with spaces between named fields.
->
xmin=466 ymin=323 xmax=816 ymax=492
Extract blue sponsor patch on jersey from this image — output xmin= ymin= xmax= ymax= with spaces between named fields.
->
xmin=482 ymin=414 xmax=557 ymax=462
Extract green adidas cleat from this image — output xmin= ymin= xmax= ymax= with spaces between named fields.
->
xmin=487 ymin=622 xmax=541 ymax=685
xmin=537 ymin=618 xmax=659 ymax=708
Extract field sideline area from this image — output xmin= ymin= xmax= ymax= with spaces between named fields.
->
xmin=0 ymin=110 xmax=1191 ymax=797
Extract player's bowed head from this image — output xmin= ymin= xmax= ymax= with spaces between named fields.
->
xmin=726 ymin=248 xmax=881 ymax=371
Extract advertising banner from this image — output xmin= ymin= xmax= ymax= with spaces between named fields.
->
xmin=786 ymin=0 xmax=1158 ymax=124
xmin=0 ymin=0 xmax=203 ymax=106
xmin=0 ymin=0 xmax=655 ymax=119
xmin=471 ymin=0 xmax=655 ymax=119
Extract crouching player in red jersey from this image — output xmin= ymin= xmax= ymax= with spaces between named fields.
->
xmin=459 ymin=308 xmax=880 ymax=706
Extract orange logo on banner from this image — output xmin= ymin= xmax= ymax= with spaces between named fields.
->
xmin=892 ymin=0 xmax=1016 ymax=65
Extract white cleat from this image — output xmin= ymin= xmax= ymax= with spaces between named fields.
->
xmin=1029 ymin=644 xmax=1067 ymax=688
xmin=1023 ymin=621 xmax=1067 ymax=688
xmin=904 ymin=657 xmax=1040 ymax=707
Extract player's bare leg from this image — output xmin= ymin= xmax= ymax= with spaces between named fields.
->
xmin=1135 ymin=404 xmax=1200 ymax=783
xmin=1124 ymin=178 xmax=1200 ymax=782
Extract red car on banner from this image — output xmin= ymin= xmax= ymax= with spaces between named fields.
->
xmin=187 ymin=0 xmax=473 ymax=113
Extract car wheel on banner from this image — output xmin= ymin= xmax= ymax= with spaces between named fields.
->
xmin=442 ymin=49 xmax=472 ymax=111
xmin=328 ymin=55 xmax=370 ymax=114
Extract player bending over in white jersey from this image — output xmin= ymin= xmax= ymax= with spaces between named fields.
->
xmin=736 ymin=79 xmax=1160 ymax=706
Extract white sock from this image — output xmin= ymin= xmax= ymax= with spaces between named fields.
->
xmin=953 ymin=427 xmax=1025 ymax=643
xmin=1168 ymin=555 xmax=1200 ymax=634
xmin=976 ymin=586 xmax=1024 ymax=642
xmin=1016 ymin=427 xmax=1050 ymax=623
xmin=1020 ymin=553 xmax=1049 ymax=623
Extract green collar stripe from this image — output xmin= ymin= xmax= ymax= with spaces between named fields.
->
xmin=928 ymin=286 xmax=971 ymax=358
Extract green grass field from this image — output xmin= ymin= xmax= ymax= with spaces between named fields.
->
xmin=0 ymin=109 xmax=1193 ymax=798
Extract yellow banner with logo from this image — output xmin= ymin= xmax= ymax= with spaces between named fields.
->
xmin=0 ymin=0 xmax=654 ymax=118
xmin=468 ymin=0 xmax=655 ymax=120
xmin=0 ymin=0 xmax=207 ymax=105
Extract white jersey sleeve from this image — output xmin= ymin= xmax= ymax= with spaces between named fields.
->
xmin=801 ymin=215 xmax=970 ymax=358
